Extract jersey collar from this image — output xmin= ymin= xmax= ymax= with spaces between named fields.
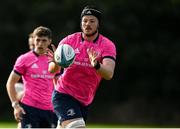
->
xmin=81 ymin=32 xmax=99 ymax=43
xmin=33 ymin=51 xmax=39 ymax=57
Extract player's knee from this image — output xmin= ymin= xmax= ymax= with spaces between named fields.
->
xmin=65 ymin=118 xmax=85 ymax=128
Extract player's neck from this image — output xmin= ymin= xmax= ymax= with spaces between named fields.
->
xmin=34 ymin=48 xmax=46 ymax=55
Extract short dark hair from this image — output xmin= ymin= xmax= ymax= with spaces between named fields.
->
xmin=33 ymin=26 xmax=52 ymax=39
xmin=81 ymin=5 xmax=102 ymax=22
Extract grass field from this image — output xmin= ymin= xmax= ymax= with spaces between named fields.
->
xmin=0 ymin=122 xmax=172 ymax=128
xmin=0 ymin=122 xmax=148 ymax=128
xmin=0 ymin=122 xmax=123 ymax=128
xmin=0 ymin=122 xmax=121 ymax=128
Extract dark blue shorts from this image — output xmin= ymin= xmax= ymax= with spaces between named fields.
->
xmin=52 ymin=90 xmax=90 ymax=124
xmin=20 ymin=103 xmax=58 ymax=128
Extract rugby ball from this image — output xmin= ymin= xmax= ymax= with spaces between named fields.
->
xmin=54 ymin=44 xmax=75 ymax=68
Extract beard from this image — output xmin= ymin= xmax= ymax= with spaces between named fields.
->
xmin=83 ymin=29 xmax=98 ymax=37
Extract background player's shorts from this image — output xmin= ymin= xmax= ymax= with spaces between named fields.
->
xmin=20 ymin=103 xmax=58 ymax=128
xmin=52 ymin=90 xmax=90 ymax=124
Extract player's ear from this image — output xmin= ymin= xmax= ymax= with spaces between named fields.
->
xmin=49 ymin=39 xmax=52 ymax=44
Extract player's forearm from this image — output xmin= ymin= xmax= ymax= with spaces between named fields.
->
xmin=96 ymin=63 xmax=115 ymax=80
xmin=96 ymin=59 xmax=115 ymax=80
xmin=6 ymin=82 xmax=18 ymax=103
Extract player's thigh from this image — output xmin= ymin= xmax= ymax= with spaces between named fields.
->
xmin=40 ymin=111 xmax=58 ymax=128
xmin=52 ymin=91 xmax=84 ymax=124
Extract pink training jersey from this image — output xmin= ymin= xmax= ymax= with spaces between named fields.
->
xmin=56 ymin=32 xmax=116 ymax=106
xmin=14 ymin=51 xmax=56 ymax=110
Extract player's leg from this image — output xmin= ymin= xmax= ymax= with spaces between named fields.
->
xmin=56 ymin=120 xmax=61 ymax=128
xmin=52 ymin=91 xmax=88 ymax=128
xmin=64 ymin=102 xmax=91 ymax=128
xmin=62 ymin=118 xmax=85 ymax=128
xmin=17 ymin=122 xmax=21 ymax=129
xmin=40 ymin=110 xmax=58 ymax=128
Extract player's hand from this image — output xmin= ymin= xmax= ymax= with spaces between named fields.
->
xmin=46 ymin=44 xmax=57 ymax=62
xmin=87 ymin=47 xmax=99 ymax=67
xmin=14 ymin=105 xmax=26 ymax=122
xmin=51 ymin=44 xmax=56 ymax=52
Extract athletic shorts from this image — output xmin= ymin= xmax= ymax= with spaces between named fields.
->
xmin=52 ymin=90 xmax=90 ymax=124
xmin=20 ymin=103 xmax=58 ymax=128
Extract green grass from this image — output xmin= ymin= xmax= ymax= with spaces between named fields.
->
xmin=0 ymin=122 xmax=124 ymax=128
xmin=87 ymin=123 xmax=160 ymax=128
xmin=0 ymin=122 xmax=123 ymax=128
xmin=0 ymin=122 xmax=17 ymax=128
xmin=0 ymin=122 xmax=179 ymax=128
xmin=0 ymin=122 xmax=138 ymax=128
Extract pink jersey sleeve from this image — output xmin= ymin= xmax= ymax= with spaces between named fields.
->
xmin=14 ymin=53 xmax=37 ymax=75
xmin=58 ymin=33 xmax=78 ymax=47
xmin=101 ymin=37 xmax=116 ymax=60
xmin=14 ymin=54 xmax=26 ymax=75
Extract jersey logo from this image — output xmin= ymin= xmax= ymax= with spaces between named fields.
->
xmin=74 ymin=48 xmax=80 ymax=54
xmin=67 ymin=108 xmax=75 ymax=116
xmin=87 ymin=10 xmax=92 ymax=14
xmin=31 ymin=63 xmax=38 ymax=68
